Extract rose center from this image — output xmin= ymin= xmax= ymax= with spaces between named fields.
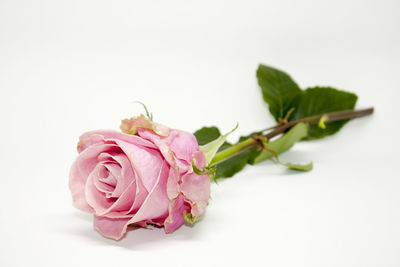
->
xmin=94 ymin=152 xmax=123 ymax=199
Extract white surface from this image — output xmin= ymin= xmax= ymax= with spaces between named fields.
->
xmin=1 ymin=0 xmax=399 ymax=266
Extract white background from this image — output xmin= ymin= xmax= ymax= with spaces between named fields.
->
xmin=1 ymin=0 xmax=399 ymax=266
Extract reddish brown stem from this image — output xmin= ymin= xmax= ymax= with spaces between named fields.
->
xmin=210 ymin=107 xmax=374 ymax=167
xmin=264 ymin=107 xmax=374 ymax=139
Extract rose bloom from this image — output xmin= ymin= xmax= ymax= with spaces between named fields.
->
xmin=69 ymin=115 xmax=210 ymax=240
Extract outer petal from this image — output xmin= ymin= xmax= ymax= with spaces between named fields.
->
xmin=137 ymin=129 xmax=193 ymax=172
xmin=181 ymin=151 xmax=211 ymax=217
xmin=166 ymin=165 xmax=180 ymax=200
xmin=137 ymin=128 xmax=198 ymax=163
xmin=93 ymin=216 xmax=131 ymax=240
xmin=164 ymin=194 xmax=190 ymax=233
xmin=78 ymin=130 xmax=157 ymax=153
xmin=164 ymin=129 xmax=199 ymax=164
xmin=120 ymin=114 xmax=169 ymax=136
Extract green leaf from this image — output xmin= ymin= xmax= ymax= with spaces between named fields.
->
xmin=214 ymin=146 xmax=253 ymax=178
xmin=252 ymin=122 xmax=309 ymax=164
xmin=291 ymin=87 xmax=357 ymax=140
xmin=257 ymin=64 xmax=359 ymax=139
xmin=199 ymin=124 xmax=238 ymax=165
xmin=194 ymin=126 xmax=221 ymax=146
xmin=257 ymin=64 xmax=302 ymax=122
xmin=213 ymin=131 xmax=263 ymax=178
xmin=193 ymin=123 xmax=311 ymax=179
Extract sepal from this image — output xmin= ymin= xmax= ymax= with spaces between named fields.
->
xmin=183 ymin=210 xmax=200 ymax=224
xmin=199 ymin=123 xmax=238 ymax=165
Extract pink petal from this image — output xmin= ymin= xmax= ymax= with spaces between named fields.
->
xmin=137 ymin=129 xmax=190 ymax=172
xmin=93 ymin=162 xmax=170 ymax=240
xmin=115 ymin=139 xmax=163 ymax=192
xmin=106 ymin=154 xmax=134 ymax=198
xmin=126 ymin=169 xmax=148 ymax=214
xmin=93 ymin=215 xmax=131 ymax=240
xmin=193 ymin=150 xmax=207 ymax=168
xmin=120 ymin=115 xmax=152 ymax=134
xmin=94 ymin=162 xmax=117 ymax=195
xmin=164 ymin=194 xmax=189 ymax=233
xmin=165 ymin=129 xmax=199 ymax=164
xmin=84 ymin=161 xmax=140 ymax=218
xmin=84 ymin=164 xmax=117 ymax=214
xmin=152 ymin=122 xmax=170 ymax=137
xmin=78 ymin=130 xmax=157 ymax=153
xmin=120 ymin=114 xmax=170 ymax=136
xmin=166 ymin=166 xmax=180 ymax=200
xmin=128 ymin=161 xmax=170 ymax=223
xmin=93 ymin=164 xmax=115 ymax=194
xmin=181 ymin=151 xmax=210 ymax=217
xmin=69 ymin=143 xmax=119 ymax=213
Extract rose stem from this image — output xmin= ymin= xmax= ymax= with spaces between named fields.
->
xmin=209 ymin=107 xmax=374 ymax=167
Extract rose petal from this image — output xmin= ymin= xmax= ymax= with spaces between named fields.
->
xmin=137 ymin=129 xmax=190 ymax=172
xmin=94 ymin=162 xmax=170 ymax=239
xmin=128 ymin=161 xmax=170 ymax=223
xmin=126 ymin=169 xmax=148 ymax=214
xmin=120 ymin=114 xmax=169 ymax=136
xmin=94 ymin=164 xmax=115 ymax=195
xmin=78 ymin=130 xmax=157 ymax=153
xmin=85 ymin=165 xmax=116 ymax=213
xmin=181 ymin=151 xmax=210 ymax=217
xmin=84 ymin=161 xmax=138 ymax=218
xmin=166 ymin=166 xmax=180 ymax=200
xmin=96 ymin=152 xmax=135 ymax=198
xmin=165 ymin=129 xmax=199 ymax=164
xmin=69 ymin=143 xmax=119 ymax=213
xmin=115 ymin=139 xmax=163 ymax=192
xmin=106 ymin=154 xmax=134 ymax=198
xmin=93 ymin=215 xmax=131 ymax=240
xmin=164 ymin=194 xmax=189 ymax=233
xmin=137 ymin=128 xmax=198 ymax=164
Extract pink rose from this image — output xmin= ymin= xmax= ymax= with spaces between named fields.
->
xmin=69 ymin=115 xmax=210 ymax=240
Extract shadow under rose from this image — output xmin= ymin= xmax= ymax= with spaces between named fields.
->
xmin=65 ymin=211 xmax=203 ymax=250
xmin=73 ymin=211 xmax=93 ymax=223
xmin=113 ymin=221 xmax=201 ymax=250
xmin=61 ymin=212 xmax=113 ymax=246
